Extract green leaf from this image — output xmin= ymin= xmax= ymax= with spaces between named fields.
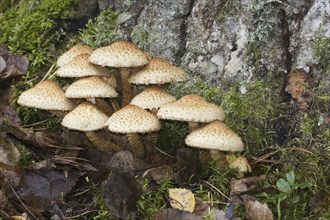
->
xmin=297 ymin=182 xmax=311 ymax=189
xmin=286 ymin=170 xmax=295 ymax=186
xmin=276 ymin=178 xmax=292 ymax=194
xmin=291 ymin=194 xmax=300 ymax=204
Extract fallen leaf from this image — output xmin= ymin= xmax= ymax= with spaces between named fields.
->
xmin=245 ymin=200 xmax=273 ymax=220
xmin=0 ymin=56 xmax=5 ymax=73
xmin=143 ymin=165 xmax=173 ymax=182
xmin=14 ymin=168 xmax=83 ymax=209
xmin=153 ymin=208 xmax=203 ymax=220
xmin=0 ymin=54 xmax=29 ymax=82
xmin=102 ymin=169 xmax=142 ymax=219
xmin=0 ymin=134 xmax=20 ymax=166
xmin=106 ymin=150 xmax=134 ymax=172
xmin=169 ymin=188 xmax=195 ymax=212
xmin=230 ymin=175 xmax=265 ymax=195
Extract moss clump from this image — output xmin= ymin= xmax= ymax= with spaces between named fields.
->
xmin=74 ymin=9 xmax=119 ymax=48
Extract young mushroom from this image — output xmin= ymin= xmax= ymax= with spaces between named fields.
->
xmin=185 ymin=120 xmax=244 ymax=167
xmin=229 ymin=156 xmax=252 ymax=177
xmin=88 ymin=41 xmax=149 ymax=107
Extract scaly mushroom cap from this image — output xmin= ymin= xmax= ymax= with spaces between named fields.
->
xmin=106 ymin=104 xmax=161 ymax=133
xmin=130 ymin=86 xmax=176 ymax=110
xmin=128 ymin=58 xmax=188 ymax=85
xmin=157 ymin=94 xmax=225 ymax=122
xmin=56 ymin=54 xmax=111 ymax=78
xmin=17 ymin=80 xmax=74 ymax=111
xmin=65 ymin=76 xmax=118 ymax=98
xmin=185 ymin=120 xmax=244 ymax=151
xmin=88 ymin=41 xmax=149 ymax=67
xmin=61 ymin=102 xmax=109 ymax=131
xmin=56 ymin=44 xmax=93 ymax=67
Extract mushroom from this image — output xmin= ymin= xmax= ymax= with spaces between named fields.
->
xmin=61 ymin=102 xmax=109 ymax=131
xmin=130 ymin=86 xmax=177 ymax=145
xmin=130 ymin=86 xmax=176 ymax=113
xmin=56 ymin=44 xmax=93 ymax=67
xmin=88 ymin=41 xmax=149 ymax=106
xmin=61 ymin=102 xmax=122 ymax=153
xmin=105 ymin=104 xmax=161 ymax=157
xmin=17 ymin=80 xmax=75 ymax=113
xmin=229 ymin=156 xmax=251 ymax=177
xmin=128 ymin=57 xmax=188 ymax=85
xmin=157 ymin=94 xmax=225 ymax=131
xmin=56 ymin=54 xmax=111 ymax=78
xmin=65 ymin=76 xmax=118 ymax=115
xmin=185 ymin=120 xmax=244 ymax=167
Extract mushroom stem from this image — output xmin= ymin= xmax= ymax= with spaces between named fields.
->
xmin=85 ymin=131 xmax=122 ymax=153
xmin=86 ymin=97 xmax=96 ymax=104
xmin=120 ymin=68 xmax=133 ymax=107
xmin=188 ymin=122 xmax=200 ymax=132
xmin=126 ymin=133 xmax=145 ymax=158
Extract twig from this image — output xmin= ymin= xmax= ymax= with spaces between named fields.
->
xmin=251 ymin=147 xmax=315 ymax=165
xmin=202 ymin=180 xmax=230 ymax=201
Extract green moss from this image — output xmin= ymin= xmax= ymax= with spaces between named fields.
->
xmin=74 ymin=9 xmax=119 ymax=48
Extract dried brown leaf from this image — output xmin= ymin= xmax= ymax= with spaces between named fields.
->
xmin=0 ymin=134 xmax=20 ymax=166
xmin=0 ymin=55 xmax=29 ymax=82
xmin=15 ymin=168 xmax=83 ymax=209
xmin=153 ymin=208 xmax=203 ymax=220
xmin=102 ymin=169 xmax=142 ymax=219
xmin=0 ymin=56 xmax=5 ymax=73
xmin=245 ymin=200 xmax=273 ymax=220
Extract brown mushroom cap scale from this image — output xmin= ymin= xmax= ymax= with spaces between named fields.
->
xmin=65 ymin=76 xmax=118 ymax=98
xmin=106 ymin=104 xmax=161 ymax=133
xmin=128 ymin=58 xmax=188 ymax=85
xmin=17 ymin=80 xmax=74 ymax=111
xmin=157 ymin=94 xmax=225 ymax=123
xmin=61 ymin=102 xmax=109 ymax=131
xmin=56 ymin=44 xmax=93 ymax=67
xmin=130 ymin=86 xmax=176 ymax=110
xmin=56 ymin=54 xmax=111 ymax=78
xmin=88 ymin=41 xmax=149 ymax=67
xmin=185 ymin=120 xmax=244 ymax=152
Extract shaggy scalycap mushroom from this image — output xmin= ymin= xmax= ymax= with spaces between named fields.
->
xmin=17 ymin=80 xmax=74 ymax=111
xmin=130 ymin=86 xmax=176 ymax=110
xmin=56 ymin=54 xmax=110 ymax=78
xmin=88 ymin=41 xmax=149 ymax=67
xmin=157 ymin=94 xmax=225 ymax=123
xmin=65 ymin=76 xmax=118 ymax=98
xmin=229 ymin=156 xmax=252 ymax=173
xmin=185 ymin=120 xmax=244 ymax=152
xmin=57 ymin=44 xmax=92 ymax=67
xmin=106 ymin=104 xmax=161 ymax=133
xmin=128 ymin=58 xmax=188 ymax=85
xmin=61 ymin=102 xmax=109 ymax=131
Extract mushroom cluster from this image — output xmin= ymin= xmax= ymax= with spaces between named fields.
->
xmin=17 ymin=40 xmax=250 ymax=172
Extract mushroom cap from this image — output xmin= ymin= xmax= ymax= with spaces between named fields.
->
xmin=130 ymin=86 xmax=176 ymax=110
xmin=56 ymin=44 xmax=93 ymax=67
xmin=157 ymin=94 xmax=225 ymax=123
xmin=106 ymin=104 xmax=161 ymax=133
xmin=229 ymin=156 xmax=251 ymax=173
xmin=17 ymin=80 xmax=74 ymax=111
xmin=65 ymin=76 xmax=118 ymax=98
xmin=56 ymin=54 xmax=111 ymax=78
xmin=88 ymin=41 xmax=149 ymax=67
xmin=128 ymin=58 xmax=188 ymax=85
xmin=185 ymin=120 xmax=244 ymax=151
xmin=61 ymin=102 xmax=109 ymax=131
